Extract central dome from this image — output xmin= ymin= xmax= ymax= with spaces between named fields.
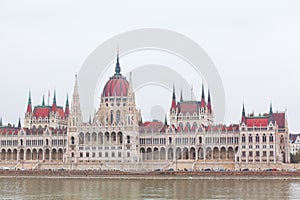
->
xmin=102 ymin=54 xmax=129 ymax=97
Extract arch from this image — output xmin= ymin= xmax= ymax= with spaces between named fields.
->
xmin=198 ymin=147 xmax=204 ymax=159
xmin=85 ymin=132 xmax=91 ymax=145
xmin=38 ymin=149 xmax=43 ymax=160
xmin=146 ymin=147 xmax=152 ymax=160
xmin=111 ymin=132 xmax=116 ymax=144
xmin=19 ymin=149 xmax=24 ymax=160
xmin=176 ymin=147 xmax=182 ymax=160
xmin=153 ymin=147 xmax=159 ymax=160
xmin=32 ymin=149 xmax=37 ymax=160
xmin=52 ymin=149 xmax=57 ymax=160
xmin=160 ymin=147 xmax=166 ymax=160
xmin=79 ymin=132 xmax=84 ymax=145
xmin=183 ymin=147 xmax=189 ymax=160
xmin=256 ymin=134 xmax=260 ymax=143
xmin=242 ymin=134 xmax=246 ymax=143
xmin=13 ymin=149 xmax=17 ymax=160
xmin=7 ymin=149 xmax=12 ymax=160
xmin=98 ymin=132 xmax=104 ymax=145
xmin=213 ymin=147 xmax=219 ymax=160
xmin=58 ymin=148 xmax=63 ymax=161
xmin=71 ymin=136 xmax=75 ymax=145
xmin=227 ymin=147 xmax=234 ymax=160
xmin=190 ymin=147 xmax=196 ymax=160
xmin=92 ymin=132 xmax=97 ymax=145
xmin=220 ymin=147 xmax=226 ymax=160
xmin=26 ymin=149 xmax=31 ymax=160
xmin=140 ymin=147 xmax=146 ymax=161
xmin=45 ymin=149 xmax=50 ymax=160
xmin=167 ymin=148 xmax=174 ymax=160
xmin=105 ymin=132 xmax=110 ymax=144
xmin=206 ymin=147 xmax=212 ymax=159
xmin=118 ymin=132 xmax=123 ymax=145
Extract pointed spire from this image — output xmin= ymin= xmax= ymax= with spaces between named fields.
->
xmin=70 ymin=74 xmax=82 ymax=127
xmin=65 ymin=94 xmax=70 ymax=116
xmin=115 ymin=48 xmax=121 ymax=75
xmin=241 ymin=103 xmax=246 ymax=124
xmin=200 ymin=84 xmax=206 ymax=107
xmin=53 ymin=90 xmax=57 ymax=104
xmin=180 ymin=89 xmax=183 ymax=102
xmin=269 ymin=103 xmax=274 ymax=124
xmin=18 ymin=117 xmax=21 ymax=128
xmin=201 ymin=84 xmax=205 ymax=99
xmin=26 ymin=91 xmax=32 ymax=113
xmin=171 ymin=84 xmax=177 ymax=109
xmin=0 ymin=117 xmax=2 ymax=127
xmin=89 ymin=115 xmax=92 ymax=124
xmin=207 ymin=89 xmax=212 ymax=113
xmin=164 ymin=114 xmax=168 ymax=125
xmin=42 ymin=94 xmax=45 ymax=106
xmin=52 ymin=90 xmax=57 ymax=112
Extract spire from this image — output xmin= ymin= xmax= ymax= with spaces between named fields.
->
xmin=26 ymin=91 xmax=32 ymax=113
xmin=201 ymin=84 xmax=205 ymax=99
xmin=53 ymin=90 xmax=57 ymax=104
xmin=207 ymin=89 xmax=212 ymax=113
xmin=200 ymin=84 xmax=206 ymax=107
xmin=0 ymin=117 xmax=2 ymax=127
xmin=164 ymin=114 xmax=168 ymax=125
xmin=171 ymin=84 xmax=177 ymax=109
xmin=42 ymin=94 xmax=45 ymax=106
xmin=52 ymin=90 xmax=57 ymax=112
xmin=115 ymin=49 xmax=121 ymax=75
xmin=65 ymin=94 xmax=70 ymax=116
xmin=18 ymin=117 xmax=21 ymax=128
xmin=89 ymin=115 xmax=92 ymax=124
xmin=180 ymin=89 xmax=183 ymax=102
xmin=269 ymin=103 xmax=274 ymax=124
xmin=241 ymin=103 xmax=246 ymax=124
xmin=70 ymin=74 xmax=82 ymax=127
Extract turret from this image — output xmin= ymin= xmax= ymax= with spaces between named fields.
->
xmin=171 ymin=85 xmax=177 ymax=110
xmin=207 ymin=89 xmax=212 ymax=114
xmin=200 ymin=84 xmax=206 ymax=108
xmin=65 ymin=94 xmax=70 ymax=116
xmin=241 ymin=103 xmax=246 ymax=124
xmin=26 ymin=91 xmax=32 ymax=113
xmin=52 ymin=90 xmax=57 ymax=112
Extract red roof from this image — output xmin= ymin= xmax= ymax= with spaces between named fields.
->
xmin=178 ymin=102 xmax=199 ymax=114
xmin=273 ymin=112 xmax=285 ymax=128
xmin=103 ymin=77 xmax=129 ymax=97
xmin=33 ymin=106 xmax=66 ymax=118
xmin=246 ymin=117 xmax=268 ymax=127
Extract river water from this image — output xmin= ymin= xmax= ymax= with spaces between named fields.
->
xmin=0 ymin=177 xmax=299 ymax=199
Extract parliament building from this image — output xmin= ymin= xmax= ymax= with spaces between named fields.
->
xmin=0 ymin=55 xmax=290 ymax=171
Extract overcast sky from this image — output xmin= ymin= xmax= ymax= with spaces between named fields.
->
xmin=1 ymin=0 xmax=300 ymax=132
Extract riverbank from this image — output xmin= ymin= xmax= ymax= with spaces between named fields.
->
xmin=1 ymin=170 xmax=300 ymax=180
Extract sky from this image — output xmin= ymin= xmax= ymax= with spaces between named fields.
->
xmin=0 ymin=0 xmax=300 ymax=132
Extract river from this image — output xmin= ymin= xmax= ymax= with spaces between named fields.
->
xmin=0 ymin=177 xmax=299 ymax=199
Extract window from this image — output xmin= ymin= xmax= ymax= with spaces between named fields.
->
xmin=86 ymin=152 xmax=89 ymax=158
xmin=249 ymin=134 xmax=253 ymax=143
xmin=270 ymin=151 xmax=274 ymax=157
xmin=71 ymin=153 xmax=74 ymax=157
xmin=80 ymin=152 xmax=83 ymax=157
xmin=112 ymin=152 xmax=115 ymax=157
xmin=249 ymin=151 xmax=253 ymax=157
xmin=256 ymin=151 xmax=260 ymax=157
xmin=269 ymin=134 xmax=274 ymax=142
xmin=242 ymin=151 xmax=246 ymax=157
xmin=263 ymin=151 xmax=267 ymax=157
xmin=256 ymin=134 xmax=259 ymax=143
xmin=262 ymin=134 xmax=266 ymax=142
xmin=242 ymin=134 xmax=246 ymax=143
xmin=99 ymin=152 xmax=102 ymax=157
xmin=105 ymin=152 xmax=108 ymax=157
